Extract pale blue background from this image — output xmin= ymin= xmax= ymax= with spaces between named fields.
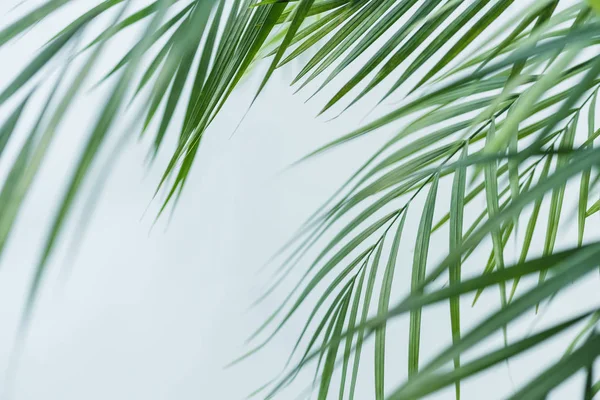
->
xmin=0 ymin=1 xmax=598 ymax=399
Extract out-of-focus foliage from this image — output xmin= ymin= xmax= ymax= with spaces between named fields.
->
xmin=2 ymin=0 xmax=600 ymax=398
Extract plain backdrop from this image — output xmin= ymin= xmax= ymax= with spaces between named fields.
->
xmin=0 ymin=1 xmax=599 ymax=399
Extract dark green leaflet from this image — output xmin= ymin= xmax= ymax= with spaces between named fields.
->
xmin=268 ymin=244 xmax=600 ymax=398
xmin=508 ymin=332 xmax=600 ymax=399
xmin=389 ymin=311 xmax=596 ymax=399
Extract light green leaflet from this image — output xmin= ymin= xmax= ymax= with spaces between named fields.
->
xmin=449 ymin=145 xmax=467 ymax=400
xmin=538 ymin=114 xmax=578 ymax=291
xmin=509 ymin=154 xmax=554 ymax=301
xmin=0 ymin=92 xmax=32 ymax=157
xmin=0 ymin=0 xmax=72 ymax=47
xmin=348 ymin=243 xmax=383 ymax=400
xmin=579 ymin=90 xmax=597 ymax=246
xmin=484 ymin=121 xmax=508 ymax=342
xmin=19 ymin=0 xmax=176 ymax=333
xmin=375 ymin=211 xmax=407 ymax=400
xmin=338 ymin=263 xmax=366 ymax=400
xmin=409 ymin=174 xmax=439 ymax=377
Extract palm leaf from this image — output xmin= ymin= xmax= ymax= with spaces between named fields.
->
xmin=4 ymin=0 xmax=600 ymax=399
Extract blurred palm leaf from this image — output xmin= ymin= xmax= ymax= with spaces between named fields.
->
xmin=3 ymin=0 xmax=600 ymax=398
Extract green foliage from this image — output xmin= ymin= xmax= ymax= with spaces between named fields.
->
xmin=2 ymin=0 xmax=600 ymax=398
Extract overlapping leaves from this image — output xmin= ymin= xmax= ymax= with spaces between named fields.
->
xmin=3 ymin=0 xmax=600 ymax=399
xmin=244 ymin=1 xmax=600 ymax=399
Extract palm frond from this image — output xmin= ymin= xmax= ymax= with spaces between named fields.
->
xmin=3 ymin=0 xmax=600 ymax=399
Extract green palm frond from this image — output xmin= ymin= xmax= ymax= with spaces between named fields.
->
xmin=3 ymin=0 xmax=600 ymax=398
